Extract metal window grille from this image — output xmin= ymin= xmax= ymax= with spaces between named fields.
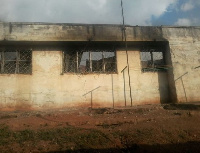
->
xmin=63 ymin=49 xmax=116 ymax=73
xmin=140 ymin=48 xmax=166 ymax=72
xmin=0 ymin=48 xmax=32 ymax=74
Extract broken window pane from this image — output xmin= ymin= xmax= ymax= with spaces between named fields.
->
xmin=153 ymin=52 xmax=164 ymax=67
xmin=91 ymin=51 xmax=103 ymax=72
xmin=79 ymin=51 xmax=89 ymax=73
xmin=140 ymin=49 xmax=165 ymax=72
xmin=104 ymin=51 xmax=116 ymax=72
xmin=64 ymin=48 xmax=116 ymax=74
xmin=141 ymin=52 xmax=152 ymax=69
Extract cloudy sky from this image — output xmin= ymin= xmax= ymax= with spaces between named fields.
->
xmin=0 ymin=0 xmax=199 ymax=26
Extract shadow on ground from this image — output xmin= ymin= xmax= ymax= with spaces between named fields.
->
xmin=45 ymin=141 xmax=200 ymax=153
xmin=163 ymin=102 xmax=200 ymax=110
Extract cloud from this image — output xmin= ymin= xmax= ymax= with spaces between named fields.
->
xmin=174 ymin=17 xmax=200 ymax=26
xmin=86 ymin=0 xmax=107 ymax=10
xmin=174 ymin=18 xmax=192 ymax=26
xmin=0 ymin=0 xmax=178 ymax=25
xmin=180 ymin=0 xmax=200 ymax=12
xmin=123 ymin=0 xmax=178 ymax=25
xmin=181 ymin=1 xmax=194 ymax=12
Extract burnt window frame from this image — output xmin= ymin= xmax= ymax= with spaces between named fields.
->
xmin=63 ymin=48 xmax=117 ymax=74
xmin=140 ymin=47 xmax=166 ymax=72
xmin=0 ymin=48 xmax=32 ymax=74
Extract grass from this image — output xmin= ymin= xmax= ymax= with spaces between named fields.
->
xmin=0 ymin=123 xmax=195 ymax=152
xmin=0 ymin=124 xmax=113 ymax=152
xmin=0 ymin=124 xmax=12 ymax=145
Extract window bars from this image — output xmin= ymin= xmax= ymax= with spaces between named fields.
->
xmin=0 ymin=48 xmax=32 ymax=74
xmin=63 ymin=49 xmax=116 ymax=73
xmin=140 ymin=48 xmax=166 ymax=72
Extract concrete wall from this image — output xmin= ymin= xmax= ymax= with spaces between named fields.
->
xmin=0 ymin=49 xmax=169 ymax=110
xmin=162 ymin=27 xmax=200 ymax=103
xmin=0 ymin=22 xmax=166 ymax=41
xmin=0 ymin=22 xmax=200 ymax=109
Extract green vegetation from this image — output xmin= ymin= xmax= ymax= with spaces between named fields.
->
xmin=0 ymin=124 xmax=113 ymax=152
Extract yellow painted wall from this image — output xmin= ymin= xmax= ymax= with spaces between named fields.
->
xmin=0 ymin=50 xmax=169 ymax=110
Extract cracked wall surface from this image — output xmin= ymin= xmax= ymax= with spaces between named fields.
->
xmin=0 ymin=22 xmax=200 ymax=110
xmin=0 ymin=50 xmax=169 ymax=110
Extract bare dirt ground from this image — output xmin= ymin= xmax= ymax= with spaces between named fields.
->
xmin=0 ymin=103 xmax=200 ymax=153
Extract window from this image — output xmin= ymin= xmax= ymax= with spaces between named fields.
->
xmin=0 ymin=48 xmax=32 ymax=74
xmin=140 ymin=48 xmax=166 ymax=72
xmin=63 ymin=49 xmax=116 ymax=73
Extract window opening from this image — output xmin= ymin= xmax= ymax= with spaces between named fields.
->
xmin=104 ymin=51 xmax=116 ymax=72
xmin=0 ymin=48 xmax=32 ymax=74
xmin=91 ymin=51 xmax=103 ymax=72
xmin=79 ymin=51 xmax=90 ymax=73
xmin=4 ymin=50 xmax=17 ymax=74
xmin=64 ymin=49 xmax=116 ymax=74
xmin=140 ymin=48 xmax=165 ymax=72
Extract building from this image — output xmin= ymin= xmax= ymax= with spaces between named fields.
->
xmin=0 ymin=22 xmax=200 ymax=110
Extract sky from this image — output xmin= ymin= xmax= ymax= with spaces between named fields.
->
xmin=0 ymin=0 xmax=199 ymax=26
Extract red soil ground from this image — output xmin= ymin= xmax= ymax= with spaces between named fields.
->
xmin=0 ymin=103 xmax=200 ymax=153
